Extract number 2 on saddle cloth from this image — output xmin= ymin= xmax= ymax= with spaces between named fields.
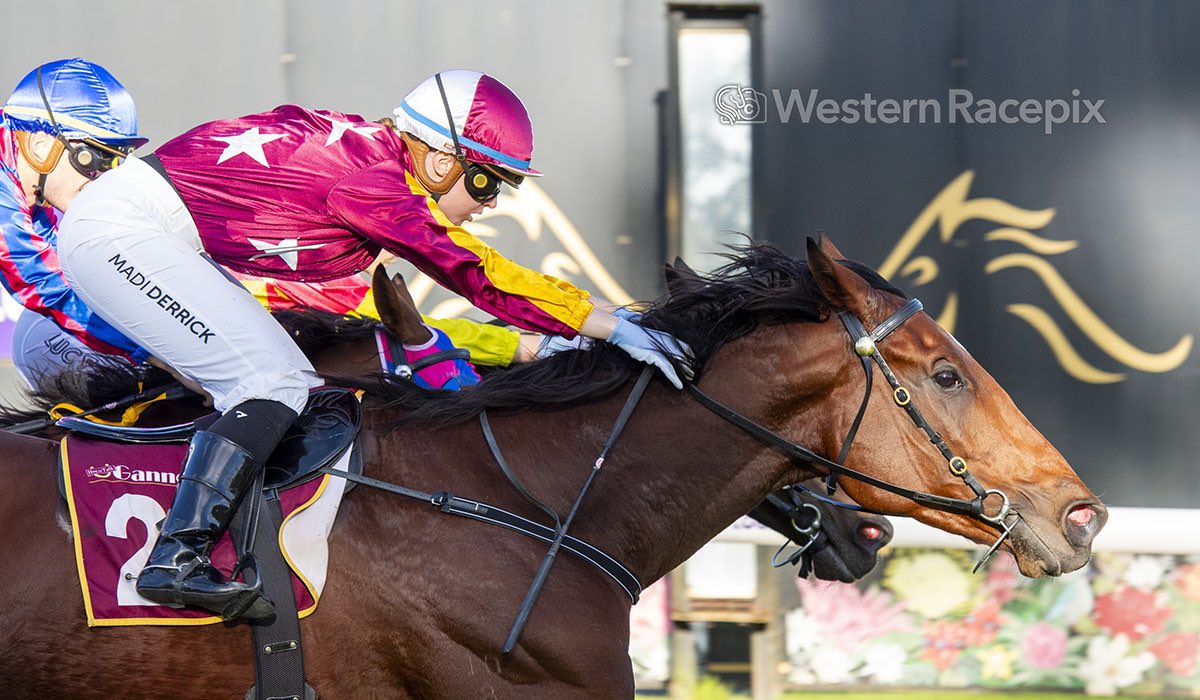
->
xmin=59 ymin=325 xmax=481 ymax=626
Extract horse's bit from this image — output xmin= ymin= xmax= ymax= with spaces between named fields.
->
xmin=689 ymin=297 xmax=1021 ymax=572
xmin=764 ymin=490 xmax=825 ymax=576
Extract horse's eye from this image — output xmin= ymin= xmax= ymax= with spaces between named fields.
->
xmin=934 ymin=369 xmax=963 ymax=389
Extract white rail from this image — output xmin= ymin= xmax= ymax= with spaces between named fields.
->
xmin=712 ymin=506 xmax=1198 ymax=554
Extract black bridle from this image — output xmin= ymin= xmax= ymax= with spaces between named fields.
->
xmin=688 ymin=297 xmax=1021 ymax=572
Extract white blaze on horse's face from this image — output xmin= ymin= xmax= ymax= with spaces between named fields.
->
xmin=807 ymin=238 xmax=1107 ymax=578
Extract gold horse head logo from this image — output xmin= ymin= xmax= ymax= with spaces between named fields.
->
xmin=880 ymin=171 xmax=1192 ymax=383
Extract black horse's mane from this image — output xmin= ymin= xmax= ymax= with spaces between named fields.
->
xmin=330 ymin=241 xmax=905 ymax=425
xmin=0 ymin=241 xmax=905 ymax=430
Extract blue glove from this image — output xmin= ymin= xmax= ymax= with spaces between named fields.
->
xmin=612 ymin=306 xmax=643 ymax=322
xmin=606 ymin=318 xmax=691 ymax=389
xmin=536 ymin=334 xmax=593 ymax=359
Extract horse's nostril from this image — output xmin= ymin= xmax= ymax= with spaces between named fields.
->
xmin=1063 ymin=502 xmax=1107 ymax=548
xmin=859 ymin=523 xmax=884 ymax=542
xmin=1067 ymin=505 xmax=1094 ymax=528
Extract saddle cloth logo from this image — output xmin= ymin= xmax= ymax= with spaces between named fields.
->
xmin=61 ymin=436 xmax=350 ymax=627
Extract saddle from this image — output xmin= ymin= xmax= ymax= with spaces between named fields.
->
xmin=57 ymin=387 xmax=361 ymax=490
xmin=57 ymin=387 xmax=359 ymax=700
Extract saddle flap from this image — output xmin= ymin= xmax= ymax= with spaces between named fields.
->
xmin=263 ymin=388 xmax=361 ymax=490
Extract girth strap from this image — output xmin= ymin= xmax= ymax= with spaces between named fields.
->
xmin=245 ymin=491 xmax=310 ymax=700
xmin=228 ymin=472 xmax=310 ymax=700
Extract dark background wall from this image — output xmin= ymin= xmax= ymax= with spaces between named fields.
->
xmin=756 ymin=1 xmax=1200 ymax=507
xmin=1 ymin=1 xmax=1195 ymax=506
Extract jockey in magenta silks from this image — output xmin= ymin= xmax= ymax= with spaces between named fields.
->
xmin=0 ymin=59 xmax=148 ymax=363
xmin=53 ymin=70 xmax=689 ymax=620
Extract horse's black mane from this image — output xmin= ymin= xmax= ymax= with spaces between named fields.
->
xmin=0 ymin=241 xmax=905 ymax=430
xmin=330 ymin=241 xmax=905 ymax=425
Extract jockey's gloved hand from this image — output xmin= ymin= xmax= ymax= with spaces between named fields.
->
xmin=606 ymin=318 xmax=691 ymax=389
xmin=612 ymin=306 xmax=643 ymax=322
xmin=537 ymin=334 xmax=593 ymax=359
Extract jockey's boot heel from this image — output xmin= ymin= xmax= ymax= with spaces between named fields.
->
xmin=136 ymin=430 xmax=275 ymax=621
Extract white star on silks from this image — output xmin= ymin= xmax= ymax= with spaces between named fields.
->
xmin=324 ymin=118 xmax=382 ymax=146
xmin=213 ymin=127 xmax=286 ymax=167
xmin=247 ymin=238 xmax=327 ymax=272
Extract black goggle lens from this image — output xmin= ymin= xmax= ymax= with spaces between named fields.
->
xmin=465 ymin=164 xmax=524 ymax=204
xmin=466 ymin=168 xmax=502 ymax=203
xmin=71 ymin=140 xmax=133 ymax=179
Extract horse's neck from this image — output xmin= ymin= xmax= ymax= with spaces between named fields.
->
xmin=312 ymin=337 xmax=381 ymax=376
xmin=357 ymin=322 xmax=846 ymax=594
xmin=552 ymin=325 xmax=846 ymax=587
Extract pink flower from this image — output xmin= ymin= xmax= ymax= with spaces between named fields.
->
xmin=1150 ymin=632 xmax=1200 ymax=677
xmin=1094 ymin=586 xmax=1171 ymax=641
xmin=796 ymin=579 xmax=914 ymax=652
xmin=984 ymin=552 xmax=1021 ymax=604
xmin=960 ymin=599 xmax=1005 ymax=646
xmin=1021 ymin=623 xmax=1068 ymax=670
xmin=921 ymin=620 xmax=965 ymax=670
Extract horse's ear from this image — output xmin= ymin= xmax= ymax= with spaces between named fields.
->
xmin=371 ymin=266 xmax=432 ymax=345
xmin=664 ymin=262 xmax=682 ymax=287
xmin=816 ymin=229 xmax=849 ymax=261
xmin=673 ymin=256 xmax=698 ymax=277
xmin=806 ymin=237 xmax=875 ymax=321
xmin=665 ymin=256 xmax=701 ymax=293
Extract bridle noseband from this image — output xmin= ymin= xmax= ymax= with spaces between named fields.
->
xmin=374 ymin=326 xmax=471 ymax=385
xmin=689 ymin=297 xmax=1021 ymax=572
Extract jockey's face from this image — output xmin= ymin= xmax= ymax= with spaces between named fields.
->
xmin=14 ymin=130 xmax=93 ymax=210
xmin=438 ymin=172 xmax=498 ymax=226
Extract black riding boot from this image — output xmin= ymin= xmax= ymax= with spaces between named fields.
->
xmin=136 ymin=430 xmax=275 ymax=620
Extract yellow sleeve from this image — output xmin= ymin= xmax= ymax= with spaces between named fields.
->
xmin=422 ymin=317 xmax=521 ymax=367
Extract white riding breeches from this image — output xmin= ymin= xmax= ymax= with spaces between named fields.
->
xmin=57 ymin=157 xmax=319 ymax=415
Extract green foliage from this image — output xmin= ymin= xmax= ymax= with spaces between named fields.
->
xmin=691 ymin=675 xmax=741 ymax=700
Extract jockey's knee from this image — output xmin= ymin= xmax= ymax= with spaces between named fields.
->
xmin=208 ymin=399 xmax=299 ymax=464
xmin=215 ymin=368 xmax=317 ymax=416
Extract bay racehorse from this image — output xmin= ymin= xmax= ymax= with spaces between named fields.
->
xmin=0 ymin=236 xmax=1104 ymax=698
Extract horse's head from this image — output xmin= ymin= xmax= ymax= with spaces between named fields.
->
xmin=751 ymin=481 xmax=893 ymax=583
xmin=803 ymin=234 xmax=1106 ymax=577
xmin=370 ymin=267 xmax=480 ymax=390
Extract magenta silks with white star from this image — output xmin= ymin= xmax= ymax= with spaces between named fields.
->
xmin=152 ymin=105 xmax=592 ymax=338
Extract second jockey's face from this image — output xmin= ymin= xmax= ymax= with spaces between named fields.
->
xmin=438 ymin=173 xmax=498 ymax=226
xmin=15 ymin=131 xmax=92 ymax=210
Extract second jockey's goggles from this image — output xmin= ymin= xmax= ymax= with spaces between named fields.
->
xmin=71 ymin=138 xmax=135 ymax=179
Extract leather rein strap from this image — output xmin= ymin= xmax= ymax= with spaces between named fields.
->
xmin=496 ymin=366 xmax=655 ymax=655
xmin=314 ymin=464 xmax=643 ymax=602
